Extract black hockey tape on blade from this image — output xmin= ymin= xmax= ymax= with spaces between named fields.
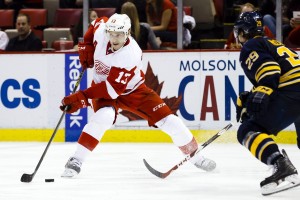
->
xmin=45 ymin=179 xmax=54 ymax=182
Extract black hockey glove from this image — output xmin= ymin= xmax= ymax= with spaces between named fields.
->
xmin=236 ymin=91 xmax=250 ymax=123
xmin=246 ymin=86 xmax=273 ymax=119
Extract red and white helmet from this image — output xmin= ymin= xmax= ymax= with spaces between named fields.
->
xmin=105 ymin=13 xmax=131 ymax=37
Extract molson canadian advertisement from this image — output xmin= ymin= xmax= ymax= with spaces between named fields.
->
xmin=0 ymin=51 xmax=297 ymax=142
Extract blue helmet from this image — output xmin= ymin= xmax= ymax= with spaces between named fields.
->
xmin=234 ymin=11 xmax=264 ymax=39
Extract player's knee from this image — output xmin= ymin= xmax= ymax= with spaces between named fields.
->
xmin=155 ymin=114 xmax=193 ymax=145
xmin=91 ymin=106 xmax=115 ymax=125
xmin=155 ymin=114 xmax=188 ymax=135
xmin=155 ymin=114 xmax=178 ymax=128
xmin=82 ymin=107 xmax=115 ymax=139
xmin=237 ymin=122 xmax=253 ymax=145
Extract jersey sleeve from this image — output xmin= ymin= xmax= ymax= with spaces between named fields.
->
xmin=240 ymin=38 xmax=281 ymax=89
xmin=84 ymin=17 xmax=108 ymax=44
xmin=82 ymin=66 xmax=137 ymax=100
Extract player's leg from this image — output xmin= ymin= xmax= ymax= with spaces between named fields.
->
xmin=294 ymin=117 xmax=300 ymax=149
xmin=62 ymin=100 xmax=117 ymax=178
xmin=155 ymin=114 xmax=216 ymax=171
xmin=238 ymin=120 xmax=299 ymax=194
xmin=237 ymin=92 xmax=300 ymax=194
xmin=120 ymin=85 xmax=216 ymax=171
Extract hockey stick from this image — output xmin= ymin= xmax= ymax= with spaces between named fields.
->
xmin=143 ymin=122 xmax=233 ymax=179
xmin=20 ymin=69 xmax=86 ymax=183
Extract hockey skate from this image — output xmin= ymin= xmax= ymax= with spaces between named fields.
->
xmin=61 ymin=157 xmax=82 ymax=178
xmin=261 ymin=149 xmax=300 ymax=195
xmin=194 ymin=156 xmax=216 ymax=172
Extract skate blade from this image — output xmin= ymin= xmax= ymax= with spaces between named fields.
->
xmin=261 ymin=174 xmax=300 ymax=196
xmin=61 ymin=168 xmax=78 ymax=178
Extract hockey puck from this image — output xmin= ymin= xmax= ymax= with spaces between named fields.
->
xmin=45 ymin=179 xmax=54 ymax=182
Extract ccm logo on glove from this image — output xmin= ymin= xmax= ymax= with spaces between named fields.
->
xmin=60 ymin=91 xmax=90 ymax=114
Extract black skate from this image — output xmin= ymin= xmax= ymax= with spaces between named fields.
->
xmin=260 ymin=149 xmax=300 ymax=195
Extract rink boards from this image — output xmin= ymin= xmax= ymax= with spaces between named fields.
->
xmin=0 ymin=51 xmax=298 ymax=143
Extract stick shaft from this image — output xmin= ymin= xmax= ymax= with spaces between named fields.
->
xmin=25 ymin=70 xmax=85 ymax=180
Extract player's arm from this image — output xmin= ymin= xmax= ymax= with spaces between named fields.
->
xmin=83 ymin=66 xmax=137 ymax=99
xmin=60 ymin=66 xmax=136 ymax=113
xmin=78 ymin=17 xmax=108 ymax=70
xmin=241 ymin=48 xmax=281 ymax=118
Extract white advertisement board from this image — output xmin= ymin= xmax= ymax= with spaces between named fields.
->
xmin=141 ymin=51 xmax=248 ymax=129
xmin=0 ymin=54 xmax=65 ymax=128
xmin=0 ymin=51 xmax=298 ymax=133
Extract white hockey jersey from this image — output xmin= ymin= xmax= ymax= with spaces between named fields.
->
xmin=90 ymin=19 xmax=145 ymax=99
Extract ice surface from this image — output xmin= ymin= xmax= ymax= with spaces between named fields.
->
xmin=0 ymin=142 xmax=299 ymax=200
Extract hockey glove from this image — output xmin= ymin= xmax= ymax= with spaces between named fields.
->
xmin=246 ymin=86 xmax=273 ymax=119
xmin=236 ymin=91 xmax=250 ymax=123
xmin=60 ymin=91 xmax=90 ymax=114
xmin=78 ymin=42 xmax=95 ymax=70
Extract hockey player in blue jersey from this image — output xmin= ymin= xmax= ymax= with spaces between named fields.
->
xmin=234 ymin=11 xmax=300 ymax=195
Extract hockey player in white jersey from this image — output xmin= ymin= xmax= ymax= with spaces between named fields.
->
xmin=60 ymin=13 xmax=216 ymax=178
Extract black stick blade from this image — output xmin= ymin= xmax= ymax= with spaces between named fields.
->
xmin=143 ymin=159 xmax=174 ymax=179
xmin=20 ymin=173 xmax=33 ymax=183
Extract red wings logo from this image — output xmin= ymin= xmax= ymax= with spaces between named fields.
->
xmin=94 ymin=60 xmax=110 ymax=76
